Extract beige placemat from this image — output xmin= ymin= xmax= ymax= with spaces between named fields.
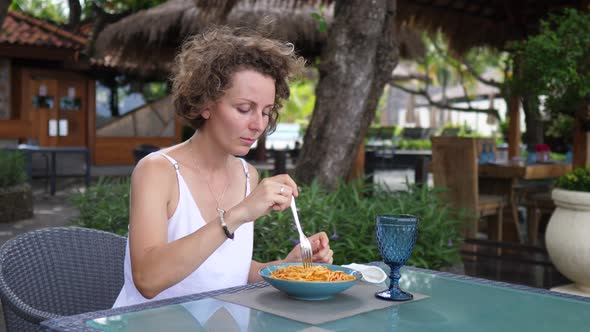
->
xmin=215 ymin=282 xmax=428 ymax=325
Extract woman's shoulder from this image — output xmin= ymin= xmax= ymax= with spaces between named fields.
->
xmin=242 ymin=159 xmax=259 ymax=183
xmin=230 ymin=157 xmax=259 ymax=182
xmin=132 ymin=152 xmax=177 ymax=181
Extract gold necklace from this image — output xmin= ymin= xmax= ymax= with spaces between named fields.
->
xmin=187 ymin=139 xmax=231 ymax=211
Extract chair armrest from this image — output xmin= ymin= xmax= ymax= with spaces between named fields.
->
xmin=0 ymin=275 xmax=61 ymax=324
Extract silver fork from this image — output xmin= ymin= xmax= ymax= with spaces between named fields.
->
xmin=290 ymin=196 xmax=313 ymax=268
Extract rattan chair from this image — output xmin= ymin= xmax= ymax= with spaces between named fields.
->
xmin=0 ymin=227 xmax=126 ymax=331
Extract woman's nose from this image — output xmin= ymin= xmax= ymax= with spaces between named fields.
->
xmin=249 ymin=112 xmax=266 ymax=131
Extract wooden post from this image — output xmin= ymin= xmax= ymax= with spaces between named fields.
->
xmin=573 ymin=1 xmax=590 ymax=167
xmin=573 ymin=103 xmax=590 ymax=167
xmin=255 ymin=135 xmax=267 ymax=162
xmin=508 ymin=95 xmax=521 ymax=159
xmin=347 ymin=142 xmax=365 ymax=182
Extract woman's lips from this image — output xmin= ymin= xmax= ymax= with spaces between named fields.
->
xmin=240 ymin=137 xmax=256 ymax=145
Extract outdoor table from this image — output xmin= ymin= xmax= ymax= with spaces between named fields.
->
xmin=3 ymin=144 xmax=91 ymax=195
xmin=393 ymin=149 xmax=432 ymax=184
xmin=41 ymin=264 xmax=590 ymax=331
xmin=478 ymin=161 xmax=572 ymax=241
xmin=365 ymin=141 xmax=431 ymax=184
xmin=478 ymin=161 xmax=572 ymax=180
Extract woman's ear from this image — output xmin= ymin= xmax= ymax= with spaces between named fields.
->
xmin=201 ymin=101 xmax=214 ymax=119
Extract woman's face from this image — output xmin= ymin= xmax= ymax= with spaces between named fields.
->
xmin=203 ymin=69 xmax=275 ymax=156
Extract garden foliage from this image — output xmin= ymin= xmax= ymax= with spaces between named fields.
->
xmin=70 ymin=177 xmax=130 ymax=236
xmin=513 ymin=8 xmax=590 ymax=115
xmin=0 ymin=150 xmax=27 ymax=189
xmin=70 ymin=177 xmax=464 ymax=270
xmin=555 ymin=166 xmax=590 ymax=193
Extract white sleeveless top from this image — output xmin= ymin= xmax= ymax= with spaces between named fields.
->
xmin=113 ymin=153 xmax=254 ymax=308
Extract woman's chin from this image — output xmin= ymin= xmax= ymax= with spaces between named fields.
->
xmin=232 ymin=147 xmax=251 ymax=157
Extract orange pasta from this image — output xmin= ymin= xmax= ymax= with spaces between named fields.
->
xmin=270 ymin=265 xmax=356 ymax=282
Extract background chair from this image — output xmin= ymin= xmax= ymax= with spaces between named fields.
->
xmin=0 ymin=227 xmax=126 ymax=331
xmin=511 ymin=179 xmax=555 ymax=245
xmin=521 ymin=189 xmax=555 ymax=245
xmin=133 ymin=144 xmax=160 ymax=164
xmin=431 ymin=137 xmax=505 ymax=252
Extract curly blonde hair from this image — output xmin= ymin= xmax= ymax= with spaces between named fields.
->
xmin=172 ymin=26 xmax=305 ymax=134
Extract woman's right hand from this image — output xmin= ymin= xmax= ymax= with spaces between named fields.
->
xmin=229 ymin=174 xmax=298 ymax=224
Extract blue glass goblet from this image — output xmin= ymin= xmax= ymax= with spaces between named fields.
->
xmin=375 ymin=214 xmax=418 ymax=301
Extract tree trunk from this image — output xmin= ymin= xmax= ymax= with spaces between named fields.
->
xmin=67 ymin=0 xmax=82 ymax=31
xmin=0 ymin=0 xmax=12 ymax=29
xmin=294 ymin=0 xmax=398 ymax=188
xmin=522 ymin=94 xmax=544 ymax=146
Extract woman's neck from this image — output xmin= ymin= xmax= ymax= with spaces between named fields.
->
xmin=187 ymin=131 xmax=231 ymax=172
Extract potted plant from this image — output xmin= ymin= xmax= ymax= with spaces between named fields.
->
xmin=0 ymin=150 xmax=33 ymax=222
xmin=545 ymin=166 xmax=590 ymax=294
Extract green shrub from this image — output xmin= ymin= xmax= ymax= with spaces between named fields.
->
xmin=366 ymin=126 xmax=397 ymax=140
xmin=253 ymin=180 xmax=463 ymax=270
xmin=555 ymin=166 xmax=590 ymax=192
xmin=70 ymin=177 xmax=464 ymax=270
xmin=0 ymin=150 xmax=27 ymax=188
xmin=396 ymin=139 xmax=431 ymax=150
xmin=69 ymin=177 xmax=130 ymax=236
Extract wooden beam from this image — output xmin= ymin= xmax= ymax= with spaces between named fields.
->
xmin=575 ymin=0 xmax=590 ymax=168
xmin=0 ymin=44 xmax=75 ymax=61
xmin=87 ymin=79 xmax=96 ymax=165
xmin=507 ymin=95 xmax=520 ymax=159
xmin=94 ymin=136 xmax=175 ymax=165
xmin=0 ymin=120 xmax=32 ymax=138
xmin=573 ymin=112 xmax=589 ymax=168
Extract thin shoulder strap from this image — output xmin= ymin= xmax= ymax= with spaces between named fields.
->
xmin=156 ymin=152 xmax=180 ymax=172
xmin=237 ymin=158 xmax=251 ymax=195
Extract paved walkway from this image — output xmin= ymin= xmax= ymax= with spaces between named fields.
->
xmin=0 ymin=180 xmax=80 ymax=247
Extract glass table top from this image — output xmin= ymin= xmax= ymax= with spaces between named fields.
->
xmin=87 ymin=267 xmax=590 ymax=332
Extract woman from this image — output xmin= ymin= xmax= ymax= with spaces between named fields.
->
xmin=113 ymin=27 xmax=333 ymax=307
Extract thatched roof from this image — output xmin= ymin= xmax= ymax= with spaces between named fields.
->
xmin=92 ymin=0 xmax=327 ymax=78
xmin=396 ymin=0 xmax=585 ymax=54
xmin=94 ymin=0 xmax=587 ymax=77
xmin=193 ymin=0 xmax=586 ymax=54
xmin=92 ymin=0 xmax=425 ymax=78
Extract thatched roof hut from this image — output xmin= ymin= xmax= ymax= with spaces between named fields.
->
xmin=92 ymin=0 xmax=425 ymax=78
xmin=396 ymin=0 xmax=586 ymax=54
xmin=92 ymin=0 xmax=588 ymax=78
xmin=192 ymin=0 xmax=587 ymax=54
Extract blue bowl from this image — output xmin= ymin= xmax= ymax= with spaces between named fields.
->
xmin=259 ymin=263 xmax=361 ymax=300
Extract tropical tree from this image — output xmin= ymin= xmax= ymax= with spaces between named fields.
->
xmin=0 ymin=0 xmax=12 ymax=27
xmin=293 ymin=1 xmax=398 ymax=187
xmin=510 ymin=8 xmax=590 ymax=165
xmin=8 ymin=0 xmax=67 ymax=22
xmin=390 ymin=32 xmax=507 ymax=121
xmin=0 ymin=0 xmax=166 ymax=35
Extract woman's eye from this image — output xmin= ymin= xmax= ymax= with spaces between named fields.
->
xmin=237 ymin=107 xmax=250 ymax=113
xmin=262 ymin=111 xmax=270 ymax=117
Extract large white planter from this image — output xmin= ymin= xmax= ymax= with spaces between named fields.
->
xmin=546 ymin=188 xmax=590 ymax=294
